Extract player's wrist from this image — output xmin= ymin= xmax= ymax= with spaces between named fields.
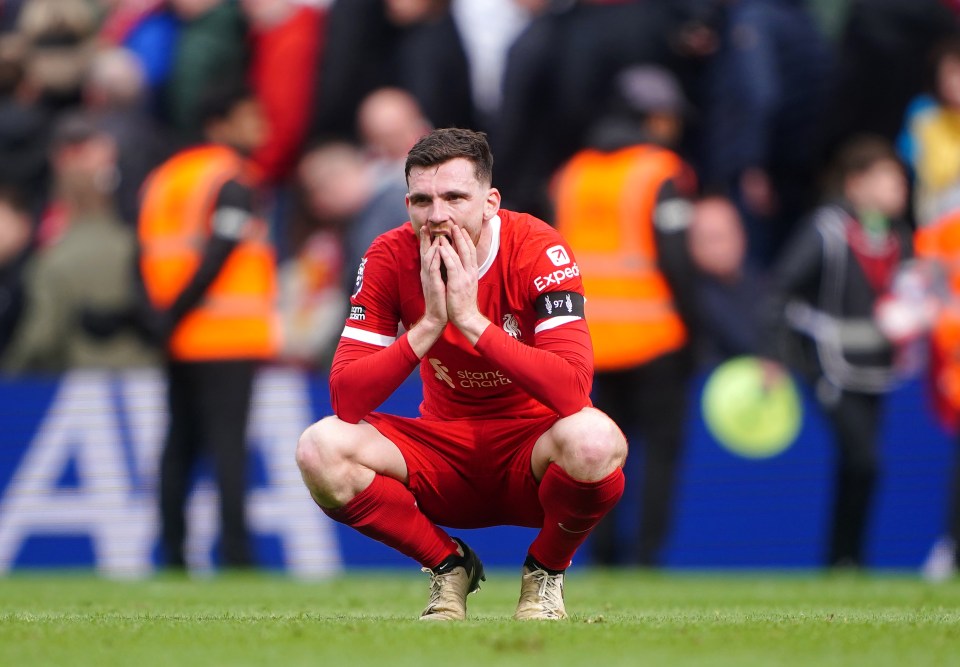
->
xmin=409 ymin=314 xmax=446 ymax=357
xmin=455 ymin=312 xmax=491 ymax=346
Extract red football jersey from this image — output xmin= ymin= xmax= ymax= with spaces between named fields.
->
xmin=338 ymin=209 xmax=591 ymax=421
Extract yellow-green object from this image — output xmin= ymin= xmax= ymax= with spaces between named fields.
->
xmin=701 ymin=356 xmax=802 ymax=459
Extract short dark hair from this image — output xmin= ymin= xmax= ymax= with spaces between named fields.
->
xmin=404 ymin=128 xmax=493 ymax=186
xmin=834 ymin=135 xmax=899 ymax=179
xmin=826 ymin=134 xmax=901 ymax=197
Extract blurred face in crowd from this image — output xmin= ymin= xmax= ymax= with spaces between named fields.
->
xmin=937 ymin=53 xmax=960 ymax=110
xmin=240 ymin=0 xmax=295 ymax=28
xmin=53 ymin=133 xmax=118 ymax=200
xmin=357 ymin=88 xmax=431 ymax=164
xmin=511 ymin=0 xmax=550 ymax=15
xmin=644 ymin=111 xmax=683 ymax=149
xmin=208 ymin=98 xmax=268 ymax=155
xmin=385 ymin=0 xmax=444 ymax=26
xmin=298 ymin=143 xmax=371 ymax=222
xmin=688 ymin=196 xmax=746 ymax=282
xmin=845 ymin=158 xmax=908 ymax=220
xmin=406 ymin=157 xmax=499 ymax=247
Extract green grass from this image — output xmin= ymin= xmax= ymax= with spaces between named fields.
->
xmin=2 ymin=570 xmax=960 ymax=666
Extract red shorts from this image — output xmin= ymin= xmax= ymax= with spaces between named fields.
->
xmin=364 ymin=412 xmax=559 ymax=529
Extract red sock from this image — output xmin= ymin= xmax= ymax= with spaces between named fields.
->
xmin=323 ymin=474 xmax=458 ymax=569
xmin=528 ymin=463 xmax=625 ymax=571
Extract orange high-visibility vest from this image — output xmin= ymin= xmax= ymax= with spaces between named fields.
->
xmin=139 ymin=144 xmax=279 ymax=361
xmin=916 ymin=213 xmax=960 ymax=409
xmin=554 ymin=144 xmax=687 ymax=371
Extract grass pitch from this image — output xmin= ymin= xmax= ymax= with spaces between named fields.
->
xmin=2 ymin=569 xmax=959 ymax=666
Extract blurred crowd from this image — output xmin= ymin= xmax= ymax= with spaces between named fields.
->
xmin=0 ymin=0 xmax=955 ymax=371
xmin=2 ymin=0 xmax=960 ymax=571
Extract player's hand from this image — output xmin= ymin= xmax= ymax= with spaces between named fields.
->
xmin=439 ymin=225 xmax=489 ymax=344
xmin=417 ymin=226 xmax=447 ymax=333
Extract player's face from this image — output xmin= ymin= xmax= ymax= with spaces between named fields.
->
xmin=406 ymin=157 xmax=500 ymax=246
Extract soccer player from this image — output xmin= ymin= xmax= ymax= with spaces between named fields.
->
xmin=295 ymin=128 xmax=627 ymax=620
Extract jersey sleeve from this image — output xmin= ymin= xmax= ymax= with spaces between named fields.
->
xmin=524 ymin=233 xmax=587 ymax=336
xmin=329 ymin=237 xmax=420 ymax=423
xmin=475 ymin=226 xmax=594 ymax=416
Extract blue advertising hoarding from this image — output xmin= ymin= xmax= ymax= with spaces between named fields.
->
xmin=0 ymin=367 xmax=952 ymax=574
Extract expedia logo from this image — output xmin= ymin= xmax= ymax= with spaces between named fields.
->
xmin=534 ymin=263 xmax=580 ymax=292
xmin=546 ymin=244 xmax=571 ymax=267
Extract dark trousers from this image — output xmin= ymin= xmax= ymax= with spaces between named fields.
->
xmin=590 ymin=348 xmax=691 ymax=566
xmin=159 ymin=359 xmax=257 ymax=568
xmin=948 ymin=434 xmax=960 ymax=558
xmin=819 ymin=387 xmax=882 ymax=567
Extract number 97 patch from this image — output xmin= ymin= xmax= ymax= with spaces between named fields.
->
xmin=536 ymin=291 xmax=585 ymax=319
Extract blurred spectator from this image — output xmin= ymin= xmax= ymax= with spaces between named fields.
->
xmin=2 ymin=113 xmax=158 ymax=373
xmin=17 ymin=0 xmax=99 ymax=111
xmin=688 ymin=193 xmax=767 ymax=364
xmin=764 ymin=136 xmax=913 ymax=568
xmin=0 ymin=33 xmax=51 ymax=216
xmin=276 ymin=223 xmax=345 ymax=369
xmin=134 ymin=78 xmax=278 ymax=569
xmin=900 ymin=36 xmax=960 ymax=227
xmin=297 ymin=140 xmax=409 ymax=292
xmin=699 ymin=0 xmax=833 ymax=266
xmin=552 ymin=65 xmax=698 ymax=566
xmin=241 ymin=0 xmax=325 ymax=185
xmin=826 ymin=0 xmax=960 ymax=149
xmin=165 ymin=0 xmax=247 ymax=140
xmin=82 ymin=46 xmax=173 ymax=225
xmin=312 ymin=0 xmax=474 ymax=142
xmin=450 ymin=0 xmax=532 ymax=127
xmin=356 ymin=86 xmax=432 ymax=184
xmin=0 ymin=188 xmax=32 ymax=359
xmin=495 ymin=0 xmax=714 ymax=220
xmin=98 ymin=0 xmax=180 ymax=111
xmin=913 ymin=205 xmax=960 ymax=580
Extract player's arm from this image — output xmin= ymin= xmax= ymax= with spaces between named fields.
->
xmin=329 ymin=333 xmax=422 ymax=424
xmin=476 ymin=316 xmax=593 ymax=417
xmin=329 ymin=231 xmax=447 ymax=423
xmin=442 ymin=227 xmax=593 ymax=416
xmin=472 ymin=244 xmax=594 ymax=418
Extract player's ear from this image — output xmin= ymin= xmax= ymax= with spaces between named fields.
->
xmin=484 ymin=187 xmax=501 ymax=220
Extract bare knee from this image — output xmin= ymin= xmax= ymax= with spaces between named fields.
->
xmin=296 ymin=416 xmax=341 ymax=476
xmin=295 ymin=416 xmax=368 ymax=508
xmin=549 ymin=408 xmax=627 ymax=481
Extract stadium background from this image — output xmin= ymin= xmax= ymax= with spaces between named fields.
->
xmin=0 ymin=368 xmax=949 ymax=575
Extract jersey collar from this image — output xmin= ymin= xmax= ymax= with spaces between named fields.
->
xmin=478 ymin=214 xmax=501 ymax=279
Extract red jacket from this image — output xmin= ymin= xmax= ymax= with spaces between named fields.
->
xmin=249 ymin=6 xmax=325 ymax=184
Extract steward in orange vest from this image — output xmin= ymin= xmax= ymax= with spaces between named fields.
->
xmin=141 ymin=79 xmax=277 ymax=569
xmin=552 ymin=65 xmax=698 ymax=567
xmin=555 ymin=143 xmax=693 ymax=371
xmin=138 ymin=142 xmax=278 ymax=360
